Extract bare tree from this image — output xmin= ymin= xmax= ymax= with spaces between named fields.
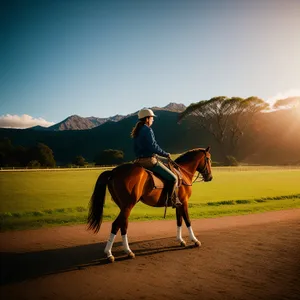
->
xmin=179 ymin=96 xmax=269 ymax=163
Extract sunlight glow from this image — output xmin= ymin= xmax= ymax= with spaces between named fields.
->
xmin=267 ymin=89 xmax=300 ymax=107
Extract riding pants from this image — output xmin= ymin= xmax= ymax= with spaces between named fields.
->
xmin=149 ymin=161 xmax=178 ymax=186
xmin=149 ymin=161 xmax=178 ymax=199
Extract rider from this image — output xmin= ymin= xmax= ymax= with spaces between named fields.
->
xmin=131 ymin=108 xmax=182 ymax=208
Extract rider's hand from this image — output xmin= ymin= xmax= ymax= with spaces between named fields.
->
xmin=167 ymin=153 xmax=171 ymax=159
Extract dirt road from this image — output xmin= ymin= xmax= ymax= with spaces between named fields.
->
xmin=1 ymin=209 xmax=300 ymax=300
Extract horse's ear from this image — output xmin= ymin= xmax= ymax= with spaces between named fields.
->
xmin=205 ymin=146 xmax=211 ymax=152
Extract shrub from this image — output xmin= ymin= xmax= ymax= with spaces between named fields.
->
xmin=28 ymin=160 xmax=41 ymax=168
xmin=72 ymin=155 xmax=87 ymax=166
xmin=226 ymin=155 xmax=239 ymax=166
xmin=94 ymin=149 xmax=124 ymax=166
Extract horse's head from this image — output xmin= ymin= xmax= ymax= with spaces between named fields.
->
xmin=174 ymin=146 xmax=213 ymax=182
xmin=197 ymin=147 xmax=213 ymax=182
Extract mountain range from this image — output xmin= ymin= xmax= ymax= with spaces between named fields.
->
xmin=1 ymin=103 xmax=300 ymax=166
xmin=31 ymin=103 xmax=186 ymax=131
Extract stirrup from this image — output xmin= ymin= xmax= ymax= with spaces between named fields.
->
xmin=172 ymin=197 xmax=182 ymax=208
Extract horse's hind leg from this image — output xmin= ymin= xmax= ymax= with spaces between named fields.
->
xmin=104 ymin=206 xmax=135 ymax=261
xmin=103 ymin=190 xmax=118 ymax=262
xmin=104 ymin=232 xmax=117 ymax=262
xmin=103 ymin=211 xmax=125 ymax=262
xmin=120 ymin=207 xmax=135 ymax=258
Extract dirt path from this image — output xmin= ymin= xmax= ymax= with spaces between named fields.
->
xmin=1 ymin=209 xmax=300 ymax=300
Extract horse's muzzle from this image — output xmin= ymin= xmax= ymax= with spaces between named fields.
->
xmin=204 ymin=175 xmax=213 ymax=182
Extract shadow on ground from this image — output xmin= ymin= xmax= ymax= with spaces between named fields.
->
xmin=0 ymin=237 xmax=195 ymax=285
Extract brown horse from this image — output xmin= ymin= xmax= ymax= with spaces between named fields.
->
xmin=88 ymin=147 xmax=213 ymax=262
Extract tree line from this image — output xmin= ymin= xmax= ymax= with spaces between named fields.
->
xmin=1 ymin=96 xmax=299 ymax=167
xmin=0 ymin=138 xmax=56 ymax=168
xmin=0 ymin=138 xmax=125 ymax=168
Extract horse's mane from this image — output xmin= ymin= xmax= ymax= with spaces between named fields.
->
xmin=175 ymin=148 xmax=205 ymax=164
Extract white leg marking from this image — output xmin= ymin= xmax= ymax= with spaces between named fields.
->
xmin=177 ymin=226 xmax=184 ymax=242
xmin=177 ymin=226 xmax=186 ymax=246
xmin=104 ymin=233 xmax=116 ymax=258
xmin=187 ymin=226 xmax=199 ymax=243
xmin=122 ymin=234 xmax=132 ymax=254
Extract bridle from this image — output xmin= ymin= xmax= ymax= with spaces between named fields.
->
xmin=192 ymin=155 xmax=211 ymax=183
xmin=168 ymin=152 xmax=211 ymax=184
xmin=197 ymin=156 xmax=211 ymax=180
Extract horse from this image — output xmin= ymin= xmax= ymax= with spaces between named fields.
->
xmin=87 ymin=146 xmax=213 ymax=262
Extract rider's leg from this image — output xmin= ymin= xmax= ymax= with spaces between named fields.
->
xmin=168 ymin=181 xmax=181 ymax=208
xmin=150 ymin=161 xmax=182 ymax=207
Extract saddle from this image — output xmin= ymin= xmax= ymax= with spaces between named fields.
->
xmin=143 ymin=162 xmax=191 ymax=190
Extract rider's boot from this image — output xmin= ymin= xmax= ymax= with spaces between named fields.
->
xmin=169 ymin=185 xmax=182 ymax=208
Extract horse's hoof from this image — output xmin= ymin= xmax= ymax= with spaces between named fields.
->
xmin=127 ymin=251 xmax=135 ymax=259
xmin=107 ymin=255 xmax=115 ymax=263
xmin=194 ymin=240 xmax=201 ymax=247
xmin=180 ymin=241 xmax=186 ymax=247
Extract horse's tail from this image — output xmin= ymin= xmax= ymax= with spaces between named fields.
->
xmin=87 ymin=170 xmax=113 ymax=233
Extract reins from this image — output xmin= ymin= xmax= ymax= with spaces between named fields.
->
xmin=167 ymin=158 xmax=206 ymax=184
xmin=168 ymin=159 xmax=193 ymax=176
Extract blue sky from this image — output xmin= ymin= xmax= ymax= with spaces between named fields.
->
xmin=1 ymin=0 xmax=300 ymax=128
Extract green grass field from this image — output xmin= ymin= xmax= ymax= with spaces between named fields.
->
xmin=0 ymin=166 xmax=300 ymax=231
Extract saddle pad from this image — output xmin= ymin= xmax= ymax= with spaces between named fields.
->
xmin=145 ymin=170 xmax=164 ymax=189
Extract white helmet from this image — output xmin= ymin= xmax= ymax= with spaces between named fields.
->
xmin=137 ymin=108 xmax=156 ymax=119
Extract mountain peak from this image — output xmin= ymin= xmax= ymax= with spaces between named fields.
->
xmin=151 ymin=102 xmax=186 ymax=112
xmin=48 ymin=115 xmax=103 ymax=131
xmin=35 ymin=102 xmax=187 ymax=131
xmin=163 ymin=102 xmax=186 ymax=112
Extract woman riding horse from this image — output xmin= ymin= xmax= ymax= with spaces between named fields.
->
xmin=88 ymin=141 xmax=213 ymax=262
xmin=131 ymin=108 xmax=181 ymax=208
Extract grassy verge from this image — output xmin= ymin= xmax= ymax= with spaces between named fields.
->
xmin=1 ymin=195 xmax=299 ymax=231
xmin=1 ymin=167 xmax=300 ymax=231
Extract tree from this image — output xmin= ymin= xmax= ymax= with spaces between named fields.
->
xmin=72 ymin=155 xmax=86 ymax=166
xmin=0 ymin=139 xmax=30 ymax=167
xmin=14 ymin=145 xmax=29 ymax=167
xmin=29 ymin=143 xmax=56 ymax=167
xmin=0 ymin=138 xmax=15 ymax=167
xmin=94 ymin=149 xmax=124 ymax=166
xmin=179 ymin=96 xmax=269 ymax=164
xmin=27 ymin=160 xmax=41 ymax=168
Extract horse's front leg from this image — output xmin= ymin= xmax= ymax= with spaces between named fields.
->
xmin=176 ymin=206 xmax=187 ymax=247
xmin=182 ymin=202 xmax=201 ymax=247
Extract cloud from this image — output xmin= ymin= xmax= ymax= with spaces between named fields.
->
xmin=0 ymin=114 xmax=54 ymax=129
xmin=267 ymin=89 xmax=300 ymax=106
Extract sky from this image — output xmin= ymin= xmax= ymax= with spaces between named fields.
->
xmin=1 ymin=0 xmax=300 ymax=128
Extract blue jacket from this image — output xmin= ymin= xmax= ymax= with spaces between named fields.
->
xmin=134 ymin=125 xmax=169 ymax=158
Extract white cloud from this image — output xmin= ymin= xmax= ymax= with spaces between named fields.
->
xmin=267 ymin=89 xmax=300 ymax=106
xmin=0 ymin=114 xmax=54 ymax=129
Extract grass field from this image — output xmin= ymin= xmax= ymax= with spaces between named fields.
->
xmin=0 ymin=166 xmax=300 ymax=231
